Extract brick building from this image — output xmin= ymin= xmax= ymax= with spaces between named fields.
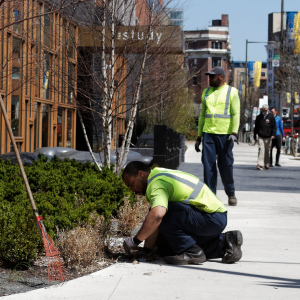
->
xmin=184 ymin=15 xmax=231 ymax=114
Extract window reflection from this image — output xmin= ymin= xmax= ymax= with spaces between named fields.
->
xmin=11 ymin=96 xmax=19 ymax=136
xmin=57 ymin=107 xmax=63 ymax=147
xmin=67 ymin=109 xmax=72 ymax=148
xmin=43 ymin=52 xmax=50 ymax=99
xmin=42 ymin=104 xmax=49 ymax=147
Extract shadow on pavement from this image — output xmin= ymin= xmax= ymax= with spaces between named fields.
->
xmin=166 ymin=264 xmax=300 ymax=289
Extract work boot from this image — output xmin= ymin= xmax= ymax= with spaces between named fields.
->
xmin=265 ymin=164 xmax=270 ymax=170
xmin=256 ymin=164 xmax=263 ymax=170
xmin=228 ymin=194 xmax=237 ymax=206
xmin=275 ymin=163 xmax=281 ymax=167
xmin=222 ymin=230 xmax=243 ymax=264
xmin=163 ymin=244 xmax=206 ymax=265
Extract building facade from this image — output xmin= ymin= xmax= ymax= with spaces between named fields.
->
xmin=231 ymin=61 xmax=267 ymax=97
xmin=184 ymin=14 xmax=231 ymax=113
xmin=166 ymin=8 xmax=184 ymax=28
xmin=0 ymin=0 xmax=77 ymax=154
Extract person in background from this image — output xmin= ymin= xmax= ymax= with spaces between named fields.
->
xmin=194 ymin=67 xmax=240 ymax=206
xmin=270 ymin=107 xmax=286 ymax=167
xmin=254 ymin=104 xmax=276 ymax=170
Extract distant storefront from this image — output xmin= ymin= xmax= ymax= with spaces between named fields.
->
xmin=0 ymin=0 xmax=77 ymax=154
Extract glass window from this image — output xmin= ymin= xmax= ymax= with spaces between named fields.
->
xmin=192 ymin=76 xmax=197 ymax=86
xmin=44 ymin=8 xmax=51 ymax=48
xmin=11 ymin=96 xmax=19 ymax=136
xmin=13 ymin=9 xmax=21 ymax=33
xmin=42 ymin=104 xmax=49 ymax=147
xmin=66 ymin=109 xmax=72 ymax=148
xmin=42 ymin=52 xmax=51 ymax=99
xmin=68 ymin=25 xmax=75 ymax=59
xmin=212 ymin=42 xmax=222 ymax=49
xmin=34 ymin=102 xmax=40 ymax=148
xmin=57 ymin=107 xmax=63 ymax=146
xmin=170 ymin=11 xmax=183 ymax=20
xmin=212 ymin=57 xmax=221 ymax=68
xmin=68 ymin=62 xmax=75 ymax=103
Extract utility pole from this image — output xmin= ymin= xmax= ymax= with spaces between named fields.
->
xmin=278 ymin=0 xmax=284 ymax=118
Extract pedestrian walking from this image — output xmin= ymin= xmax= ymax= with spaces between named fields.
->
xmin=270 ymin=107 xmax=286 ymax=167
xmin=122 ymin=161 xmax=243 ymax=265
xmin=194 ymin=66 xmax=240 ymax=206
xmin=254 ymin=104 xmax=276 ymax=170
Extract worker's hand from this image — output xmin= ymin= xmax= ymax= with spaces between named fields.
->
xmin=195 ymin=137 xmax=202 ymax=152
xmin=271 ymin=136 xmax=275 ymax=140
xmin=123 ymin=237 xmax=140 ymax=254
xmin=228 ymin=133 xmax=239 ymax=145
xmin=283 ymin=137 xmax=286 ymax=142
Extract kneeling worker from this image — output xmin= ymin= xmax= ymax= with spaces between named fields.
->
xmin=122 ymin=161 xmax=243 ymax=265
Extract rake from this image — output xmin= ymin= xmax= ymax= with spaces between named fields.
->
xmin=0 ymin=93 xmax=66 ymax=282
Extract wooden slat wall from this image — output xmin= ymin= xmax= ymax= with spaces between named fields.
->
xmin=0 ymin=0 xmax=78 ymax=154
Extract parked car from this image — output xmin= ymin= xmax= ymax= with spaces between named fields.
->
xmin=34 ymin=147 xmax=153 ymax=167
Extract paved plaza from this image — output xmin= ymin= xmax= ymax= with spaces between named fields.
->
xmin=2 ymin=142 xmax=300 ymax=300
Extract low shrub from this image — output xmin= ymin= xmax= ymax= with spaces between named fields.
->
xmin=0 ymin=156 xmax=134 ymax=264
xmin=57 ymin=213 xmax=111 ymax=269
xmin=116 ymin=196 xmax=150 ymax=236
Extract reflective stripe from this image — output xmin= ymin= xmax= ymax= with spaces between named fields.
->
xmin=183 ymin=199 xmax=190 ymax=204
xmin=187 ymin=179 xmax=204 ymax=199
xmin=205 ymin=114 xmax=213 ymax=118
xmin=214 ymin=114 xmax=232 ymax=118
xmin=205 ymin=87 xmax=210 ymax=98
xmin=148 ymin=173 xmax=196 ymax=187
xmin=148 ymin=173 xmax=204 ymax=200
xmin=224 ymin=86 xmax=232 ymax=115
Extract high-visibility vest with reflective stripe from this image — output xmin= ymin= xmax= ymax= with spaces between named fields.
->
xmin=202 ymin=85 xmax=236 ymax=134
xmin=146 ymin=168 xmax=227 ymax=213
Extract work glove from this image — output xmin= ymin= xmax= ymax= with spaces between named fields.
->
xmin=195 ymin=137 xmax=202 ymax=152
xmin=227 ymin=133 xmax=239 ymax=145
xmin=123 ymin=236 xmax=141 ymax=254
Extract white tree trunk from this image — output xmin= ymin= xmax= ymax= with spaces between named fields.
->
xmin=77 ymin=108 xmax=102 ymax=172
xmin=116 ymin=1 xmax=155 ymax=174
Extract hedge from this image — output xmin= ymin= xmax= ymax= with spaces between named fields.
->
xmin=0 ymin=155 xmax=134 ymax=264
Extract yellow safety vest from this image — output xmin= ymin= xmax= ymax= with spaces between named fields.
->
xmin=201 ymin=85 xmax=238 ymax=134
xmin=146 ymin=168 xmax=227 ymax=213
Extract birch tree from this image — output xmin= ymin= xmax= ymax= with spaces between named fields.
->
xmin=70 ymin=0 xmax=181 ymax=174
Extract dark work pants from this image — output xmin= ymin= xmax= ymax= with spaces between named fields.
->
xmin=270 ymin=135 xmax=282 ymax=165
xmin=202 ymin=132 xmax=235 ymax=196
xmin=158 ymin=202 xmax=227 ymax=259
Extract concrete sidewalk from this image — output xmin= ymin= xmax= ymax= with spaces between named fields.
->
xmin=3 ymin=143 xmax=300 ymax=300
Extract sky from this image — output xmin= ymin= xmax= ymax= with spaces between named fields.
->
xmin=175 ymin=0 xmax=300 ymax=62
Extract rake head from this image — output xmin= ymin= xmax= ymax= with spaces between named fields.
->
xmin=36 ymin=217 xmax=66 ymax=282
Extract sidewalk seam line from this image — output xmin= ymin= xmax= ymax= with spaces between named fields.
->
xmin=108 ymin=276 xmax=122 ymax=300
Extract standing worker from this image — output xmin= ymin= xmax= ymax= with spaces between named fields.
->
xmin=122 ymin=161 xmax=243 ymax=265
xmin=194 ymin=67 xmax=240 ymax=206
xmin=270 ymin=107 xmax=286 ymax=167
xmin=254 ymin=104 xmax=276 ymax=170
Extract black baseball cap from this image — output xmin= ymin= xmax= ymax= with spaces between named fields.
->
xmin=205 ymin=66 xmax=225 ymax=76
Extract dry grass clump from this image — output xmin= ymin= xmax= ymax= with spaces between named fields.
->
xmin=116 ymin=196 xmax=150 ymax=236
xmin=57 ymin=213 xmax=110 ymax=269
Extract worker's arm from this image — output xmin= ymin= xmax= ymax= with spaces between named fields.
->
xmin=198 ymin=90 xmax=207 ymax=137
xmin=136 ymin=206 xmax=166 ymax=242
xmin=230 ymin=88 xmax=241 ymax=134
xmin=144 ymin=228 xmax=159 ymax=249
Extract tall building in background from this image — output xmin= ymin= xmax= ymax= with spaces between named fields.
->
xmin=166 ymin=8 xmax=184 ymax=28
xmin=266 ymin=11 xmax=300 ymax=109
xmin=231 ymin=61 xmax=267 ymax=97
xmin=183 ymin=15 xmax=231 ymax=115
